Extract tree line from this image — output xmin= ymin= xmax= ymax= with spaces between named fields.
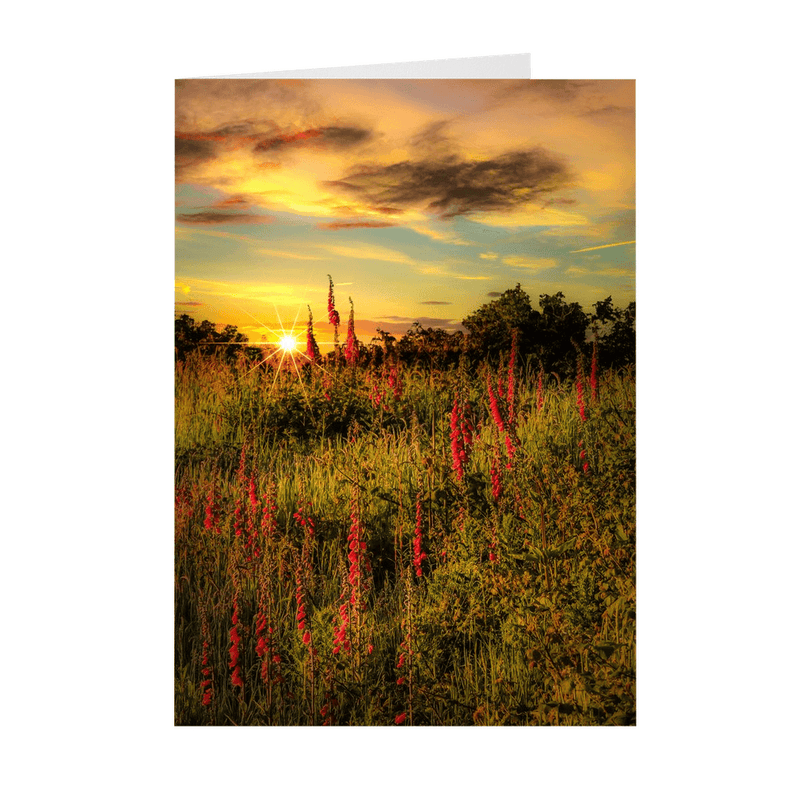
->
xmin=175 ymin=286 xmax=634 ymax=377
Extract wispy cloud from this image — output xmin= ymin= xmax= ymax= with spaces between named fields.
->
xmin=594 ymin=267 xmax=635 ymax=277
xmin=501 ymin=256 xmax=558 ymax=272
xmin=176 ymin=277 xmax=306 ymax=304
xmin=407 ymin=222 xmax=474 ymax=246
xmin=176 ymin=211 xmax=277 ymax=225
xmin=318 ymin=220 xmax=397 ymax=230
xmin=419 ymin=300 xmax=452 ymax=305
xmin=318 ymin=243 xmax=415 ymax=265
xmin=479 ymin=252 xmax=499 ymax=260
xmin=177 ymin=227 xmax=268 ymax=246
xmin=413 ymin=263 xmax=491 ymax=280
xmin=254 ymin=125 xmax=373 ymax=153
xmin=570 ymin=240 xmax=635 ymax=253
xmin=258 ymin=248 xmax=324 ymax=261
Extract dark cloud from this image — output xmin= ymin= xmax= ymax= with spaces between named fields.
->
xmin=176 ymin=211 xmax=276 ymax=225
xmin=254 ymin=125 xmax=372 ymax=153
xmin=175 ymin=125 xmax=265 ymax=179
xmin=541 ymin=197 xmax=578 ymax=208
xmin=494 ymin=80 xmax=591 ymax=105
xmin=175 ymin=79 xmax=317 ymax=130
xmin=419 ymin=301 xmax=451 ymax=305
xmin=211 ymin=122 xmax=259 ymax=137
xmin=176 ymin=301 xmax=203 ymax=307
xmin=370 ymin=206 xmax=405 ymax=216
xmin=493 ymin=80 xmax=634 ymax=119
xmin=318 ymin=220 xmax=397 ymax=230
xmin=409 ymin=120 xmax=453 ymax=155
xmin=175 ymin=137 xmax=216 ymax=178
xmin=487 ymin=292 xmax=502 ymax=297
xmin=212 ymin=194 xmax=252 ymax=209
xmin=581 ymin=104 xmax=634 ymax=118
xmin=323 ymin=148 xmax=570 ymax=219
xmin=527 ymin=80 xmax=591 ymax=100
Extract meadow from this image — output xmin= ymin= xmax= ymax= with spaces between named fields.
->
xmin=174 ymin=338 xmax=635 ymax=725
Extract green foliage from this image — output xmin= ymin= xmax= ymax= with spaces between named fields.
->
xmin=175 ymin=345 xmax=635 ymax=726
xmin=462 ymin=284 xmax=538 ymax=359
xmin=461 ymin=287 xmax=598 ymax=377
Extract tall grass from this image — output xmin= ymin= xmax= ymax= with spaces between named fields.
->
xmin=175 ymin=349 xmax=635 ymax=725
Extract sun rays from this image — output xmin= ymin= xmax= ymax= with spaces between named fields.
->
xmin=194 ymin=297 xmax=338 ymax=419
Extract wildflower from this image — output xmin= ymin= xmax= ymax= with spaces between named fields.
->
xmin=450 ymin=396 xmax=465 ymax=480
xmin=229 ymin=598 xmax=243 ymax=689
xmin=233 ymin=499 xmax=244 ymax=539
xmin=395 ymin=712 xmax=407 ymax=725
xmin=590 ymin=341 xmax=599 ymax=404
xmin=327 ymin=275 xmax=340 ymax=328
xmin=368 ymin=372 xmax=386 ymax=409
xmin=334 ymin=489 xmax=371 ymax=658
xmin=345 ymin=297 xmax=358 ymax=366
xmin=460 ymin=399 xmax=474 ymax=453
xmin=487 ymin=377 xmax=505 ymax=432
xmin=306 ymin=306 xmax=320 ymax=364
xmin=412 ymin=494 xmax=426 ymax=578
xmin=504 ymin=432 xmax=516 ymax=464
xmin=579 ymin=439 xmax=590 ymax=475
xmin=295 ymin=574 xmax=307 ymax=639
xmin=488 ymin=527 xmax=499 ymax=563
xmin=576 ymin=356 xmax=587 ymax=422
xmin=536 ymin=368 xmax=544 ymax=412
xmin=388 ymin=364 xmax=402 ymax=400
xmin=200 ymin=639 xmax=213 ymax=706
xmin=248 ymin=477 xmax=258 ymax=514
xmin=261 ymin=481 xmax=278 ymax=539
xmin=506 ymin=330 xmax=517 ymax=427
xmin=450 ymin=394 xmax=473 ymax=480
xmin=490 ymin=450 xmax=502 ymax=502
xmin=395 ymin=629 xmax=412 ymax=692
xmin=203 ymin=483 xmax=220 ymax=534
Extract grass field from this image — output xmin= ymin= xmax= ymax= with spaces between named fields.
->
xmin=174 ymin=343 xmax=635 ymax=725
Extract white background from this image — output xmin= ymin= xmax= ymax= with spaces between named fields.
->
xmin=3 ymin=2 xmax=797 ymax=798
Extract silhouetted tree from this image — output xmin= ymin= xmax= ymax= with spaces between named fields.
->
xmin=397 ymin=323 xmax=465 ymax=368
xmin=174 ymin=314 xmax=250 ymax=362
xmin=462 ymin=286 xmax=592 ymax=376
xmin=534 ymin=292 xmax=591 ymax=377
xmin=462 ymin=284 xmax=539 ymax=360
xmin=590 ymin=297 xmax=636 ymax=370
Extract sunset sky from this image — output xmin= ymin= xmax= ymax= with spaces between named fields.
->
xmin=175 ymin=79 xmax=634 ymax=348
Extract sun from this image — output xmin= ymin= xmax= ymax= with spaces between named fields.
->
xmin=279 ymin=334 xmax=299 ymax=352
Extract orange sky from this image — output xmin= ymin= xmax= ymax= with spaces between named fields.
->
xmin=175 ymin=79 xmax=634 ymax=349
